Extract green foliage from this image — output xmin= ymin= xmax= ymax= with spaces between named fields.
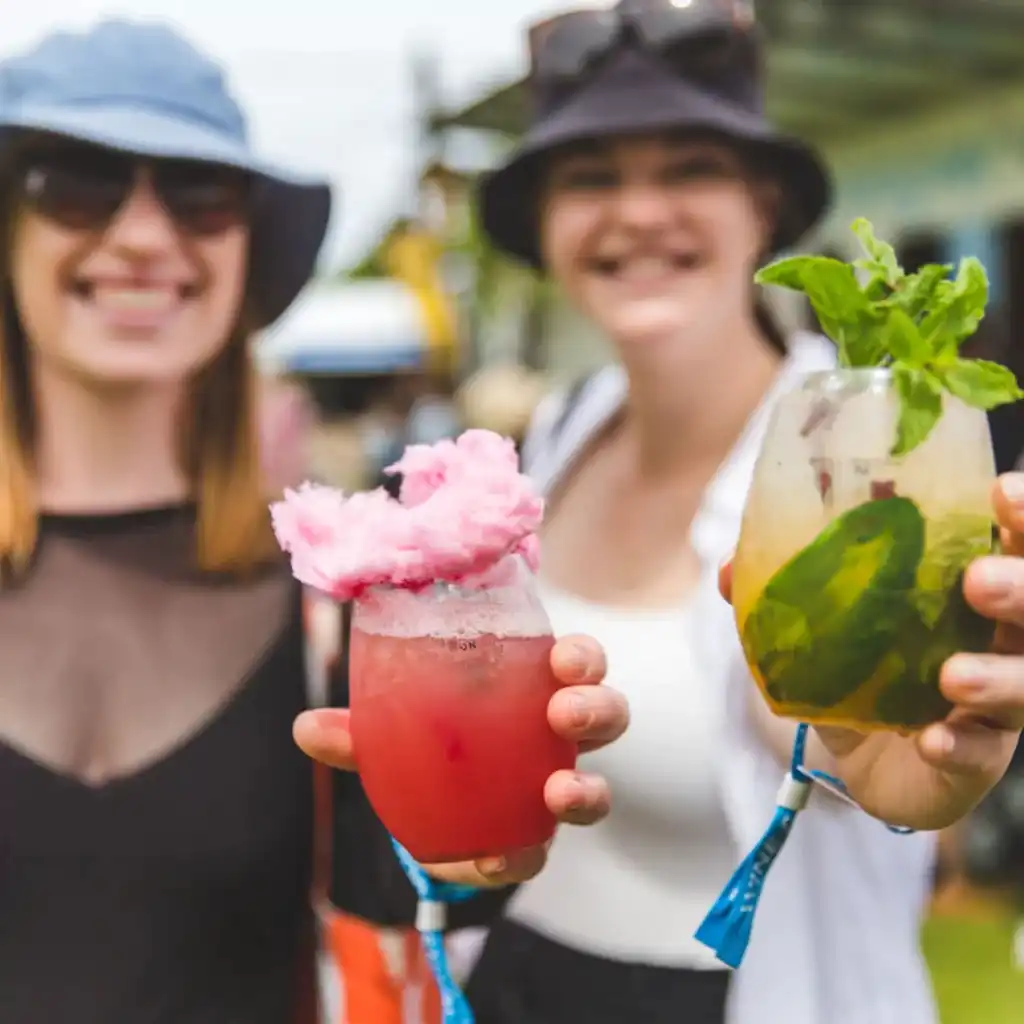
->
xmin=757 ymin=218 xmax=1023 ymax=456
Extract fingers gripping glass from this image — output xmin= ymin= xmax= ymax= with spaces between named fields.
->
xmin=15 ymin=146 xmax=255 ymax=236
xmin=528 ymin=0 xmax=757 ymax=86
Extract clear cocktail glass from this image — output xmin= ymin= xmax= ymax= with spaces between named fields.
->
xmin=732 ymin=366 xmax=996 ymax=731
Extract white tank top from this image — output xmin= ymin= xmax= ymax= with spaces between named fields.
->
xmin=506 ymin=580 xmax=734 ymax=967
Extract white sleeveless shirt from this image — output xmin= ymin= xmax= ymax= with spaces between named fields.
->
xmin=508 ymin=584 xmax=733 ymax=967
xmin=508 ymin=333 xmax=939 ymax=1024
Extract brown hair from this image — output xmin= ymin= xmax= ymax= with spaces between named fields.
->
xmin=0 ymin=224 xmax=277 ymax=578
xmin=753 ymin=293 xmax=787 ymax=356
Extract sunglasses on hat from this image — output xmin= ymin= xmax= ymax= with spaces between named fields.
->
xmin=11 ymin=143 xmax=256 ymax=237
xmin=528 ymin=0 xmax=757 ymax=89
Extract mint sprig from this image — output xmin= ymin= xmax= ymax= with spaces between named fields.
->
xmin=756 ymin=217 xmax=1024 ymax=456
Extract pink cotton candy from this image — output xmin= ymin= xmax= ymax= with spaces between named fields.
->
xmin=270 ymin=430 xmax=544 ymax=601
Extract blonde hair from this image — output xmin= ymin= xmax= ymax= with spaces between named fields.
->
xmin=0 ymin=244 xmax=278 ymax=577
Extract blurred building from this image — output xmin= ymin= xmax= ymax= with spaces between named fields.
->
xmin=420 ymin=0 xmax=1024 ymax=378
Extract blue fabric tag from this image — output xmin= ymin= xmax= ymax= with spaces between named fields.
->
xmin=695 ymin=723 xmax=915 ymax=968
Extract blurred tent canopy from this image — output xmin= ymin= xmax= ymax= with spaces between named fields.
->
xmin=429 ymin=0 xmax=1024 ymax=144
xmin=256 ymin=281 xmax=430 ymax=375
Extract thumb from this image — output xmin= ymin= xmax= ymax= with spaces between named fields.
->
xmin=293 ymin=708 xmax=356 ymax=771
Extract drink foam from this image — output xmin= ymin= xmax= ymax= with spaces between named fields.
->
xmin=353 ymin=562 xmax=552 ymax=639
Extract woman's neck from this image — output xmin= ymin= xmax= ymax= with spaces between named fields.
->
xmin=33 ymin=364 xmax=189 ymax=513
xmin=619 ymin=317 xmax=784 ymax=479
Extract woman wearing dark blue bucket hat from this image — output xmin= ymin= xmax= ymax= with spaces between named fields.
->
xmin=458 ymin=2 xmax=1024 ymax=1023
xmin=0 ymin=19 xmax=628 ymax=1023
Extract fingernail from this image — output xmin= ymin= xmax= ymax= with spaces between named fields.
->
xmin=564 ymin=641 xmax=588 ymax=680
xmin=564 ymin=773 xmax=588 ymax=810
xmin=1002 ymin=474 xmax=1024 ymax=505
xmin=294 ymin=710 xmax=324 ymax=736
xmin=979 ymin=559 xmax=1016 ymax=597
xmin=478 ymin=856 xmax=507 ymax=878
xmin=313 ymin=709 xmax=348 ymax=733
xmin=936 ymin=728 xmax=956 ymax=757
xmin=945 ymin=656 xmax=986 ymax=684
xmin=568 ymin=692 xmax=595 ymax=729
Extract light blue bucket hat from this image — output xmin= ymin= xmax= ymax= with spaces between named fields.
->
xmin=0 ymin=19 xmax=333 ymax=327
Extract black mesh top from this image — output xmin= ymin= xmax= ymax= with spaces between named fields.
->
xmin=0 ymin=506 xmax=315 ymax=1024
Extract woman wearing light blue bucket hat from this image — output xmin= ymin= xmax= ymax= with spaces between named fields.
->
xmin=0 ymin=19 xmax=628 ymax=1024
xmin=0 ymin=20 xmax=332 ymax=327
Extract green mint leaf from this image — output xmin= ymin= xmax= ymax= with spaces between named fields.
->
xmin=851 ymin=217 xmax=902 ymax=286
xmin=755 ymin=256 xmax=881 ymax=366
xmin=920 ymin=256 xmax=988 ymax=355
xmin=887 ymin=263 xmax=953 ymax=320
xmin=854 ymin=258 xmax=897 ymax=305
xmin=891 ymin=364 xmax=943 ymax=457
xmin=755 ymin=255 xmax=856 ymax=296
xmin=860 ymin=274 xmax=890 ymax=304
xmin=935 ymin=357 xmax=1024 ymax=410
xmin=878 ymin=308 xmax=930 ymax=366
xmin=755 ymin=218 xmax=1022 ymax=459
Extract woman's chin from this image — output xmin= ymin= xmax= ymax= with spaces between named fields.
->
xmin=611 ymin=315 xmax=696 ymax=352
xmin=62 ymin=354 xmax=198 ymax=392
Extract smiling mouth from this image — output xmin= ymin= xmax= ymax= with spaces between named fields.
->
xmin=589 ymin=253 xmax=703 ymax=277
xmin=65 ymin=279 xmax=204 ymax=334
xmin=69 ymin=279 xmax=201 ymax=306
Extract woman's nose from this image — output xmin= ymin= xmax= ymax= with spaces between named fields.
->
xmin=612 ymin=181 xmax=673 ymax=231
xmin=104 ymin=180 xmax=179 ymax=254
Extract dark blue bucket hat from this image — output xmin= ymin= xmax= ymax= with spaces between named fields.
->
xmin=481 ymin=43 xmax=831 ymax=269
xmin=0 ymin=19 xmax=333 ymax=327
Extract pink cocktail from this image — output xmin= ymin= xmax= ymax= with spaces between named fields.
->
xmin=350 ymin=574 xmax=575 ymax=863
xmin=271 ymin=429 xmax=576 ymax=864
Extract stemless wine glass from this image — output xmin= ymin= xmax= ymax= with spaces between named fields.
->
xmin=348 ymin=557 xmax=577 ymax=864
xmin=733 ymin=367 xmax=997 ymax=732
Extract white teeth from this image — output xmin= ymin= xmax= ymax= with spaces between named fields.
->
xmin=91 ymin=288 xmax=177 ymax=311
xmin=617 ymin=257 xmax=677 ymax=280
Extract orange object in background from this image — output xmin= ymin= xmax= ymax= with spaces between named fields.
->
xmin=324 ymin=912 xmax=442 ymax=1024
xmin=303 ymin=591 xmax=444 ymax=1024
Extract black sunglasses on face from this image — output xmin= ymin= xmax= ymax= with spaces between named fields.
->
xmin=528 ymin=0 xmax=757 ymax=88
xmin=13 ymin=144 xmax=256 ymax=237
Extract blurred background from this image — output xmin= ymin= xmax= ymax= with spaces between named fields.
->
xmin=249 ymin=0 xmax=1024 ymax=493
xmin=8 ymin=2 xmax=1024 ymax=1021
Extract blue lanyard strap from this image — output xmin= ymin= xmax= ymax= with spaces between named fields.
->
xmin=695 ymin=722 xmax=914 ymax=969
xmin=390 ymin=838 xmax=480 ymax=1024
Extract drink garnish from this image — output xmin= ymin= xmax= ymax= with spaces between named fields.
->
xmin=756 ymin=218 xmax=1024 ymax=456
xmin=270 ymin=430 xmax=542 ymax=600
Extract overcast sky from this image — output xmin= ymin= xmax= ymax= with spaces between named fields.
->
xmin=4 ymin=0 xmax=573 ymax=269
